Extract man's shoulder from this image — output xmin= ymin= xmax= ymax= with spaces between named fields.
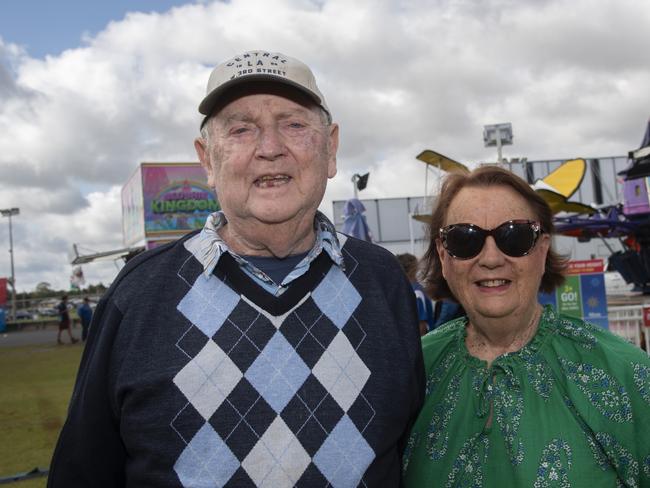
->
xmin=107 ymin=232 xmax=200 ymax=296
xmin=337 ymin=234 xmax=411 ymax=294
xmin=337 ymin=232 xmax=397 ymax=262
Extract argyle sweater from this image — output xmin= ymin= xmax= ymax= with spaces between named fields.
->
xmin=48 ymin=232 xmax=425 ymax=488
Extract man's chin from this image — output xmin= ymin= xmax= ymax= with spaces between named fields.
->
xmin=253 ymin=213 xmax=304 ymax=226
xmin=249 ymin=206 xmax=313 ymax=226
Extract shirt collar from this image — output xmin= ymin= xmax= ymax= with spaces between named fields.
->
xmin=184 ymin=210 xmax=345 ymax=278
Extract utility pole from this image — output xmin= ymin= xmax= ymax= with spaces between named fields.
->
xmin=1 ymin=208 xmax=19 ymax=320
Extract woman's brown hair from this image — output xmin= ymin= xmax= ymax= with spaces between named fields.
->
xmin=421 ymin=165 xmax=568 ymax=301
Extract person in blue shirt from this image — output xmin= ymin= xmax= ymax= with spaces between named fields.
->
xmin=432 ymin=299 xmax=465 ymax=328
xmin=397 ymin=253 xmax=435 ymax=334
xmin=76 ymin=297 xmax=93 ymax=342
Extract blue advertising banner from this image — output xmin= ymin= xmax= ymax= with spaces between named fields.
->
xmin=579 ymin=272 xmax=609 ymax=329
xmin=538 ymin=259 xmax=608 ymax=329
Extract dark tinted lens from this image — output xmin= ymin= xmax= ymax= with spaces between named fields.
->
xmin=445 ymin=225 xmax=486 ymax=259
xmin=494 ymin=222 xmax=536 ymax=257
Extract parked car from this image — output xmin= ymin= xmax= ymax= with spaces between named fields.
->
xmin=37 ymin=307 xmax=58 ymax=317
xmin=14 ymin=310 xmax=36 ymax=320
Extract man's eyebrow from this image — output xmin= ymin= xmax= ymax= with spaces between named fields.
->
xmin=275 ymin=108 xmax=312 ymax=119
xmin=221 ymin=113 xmax=256 ymax=125
xmin=221 ymin=108 xmax=315 ymax=125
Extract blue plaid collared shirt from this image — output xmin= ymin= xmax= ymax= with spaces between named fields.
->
xmin=184 ymin=211 xmax=345 ymax=296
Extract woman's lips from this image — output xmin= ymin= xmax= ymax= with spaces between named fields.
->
xmin=476 ymin=279 xmax=509 ymax=287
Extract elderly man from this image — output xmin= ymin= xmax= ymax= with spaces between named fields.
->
xmin=48 ymin=50 xmax=424 ymax=487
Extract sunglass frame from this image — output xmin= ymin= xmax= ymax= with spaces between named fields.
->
xmin=439 ymin=219 xmax=543 ymax=260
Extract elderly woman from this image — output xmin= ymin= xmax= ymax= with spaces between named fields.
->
xmin=403 ymin=166 xmax=650 ymax=487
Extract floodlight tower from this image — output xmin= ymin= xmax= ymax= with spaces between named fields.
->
xmin=351 ymin=173 xmax=370 ymax=199
xmin=1 ymin=207 xmax=19 ymax=320
xmin=483 ymin=123 xmax=513 ymax=168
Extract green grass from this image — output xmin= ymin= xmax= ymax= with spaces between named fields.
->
xmin=0 ymin=343 xmax=83 ymax=487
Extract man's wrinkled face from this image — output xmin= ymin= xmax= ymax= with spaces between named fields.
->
xmin=195 ymin=86 xmax=338 ymax=229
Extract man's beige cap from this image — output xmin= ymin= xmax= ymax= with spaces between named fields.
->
xmin=198 ymin=50 xmax=330 ymax=123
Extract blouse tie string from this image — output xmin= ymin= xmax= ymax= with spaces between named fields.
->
xmin=475 ymin=362 xmax=520 ymax=419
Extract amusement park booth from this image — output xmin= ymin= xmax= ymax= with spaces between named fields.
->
xmin=121 ymin=162 xmax=219 ymax=250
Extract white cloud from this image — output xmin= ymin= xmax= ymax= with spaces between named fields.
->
xmin=1 ymin=0 xmax=649 ymax=291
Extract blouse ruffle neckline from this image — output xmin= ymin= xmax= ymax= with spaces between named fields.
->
xmin=452 ymin=305 xmax=558 ymax=370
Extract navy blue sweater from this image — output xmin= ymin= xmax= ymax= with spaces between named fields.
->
xmin=48 ymin=232 xmax=424 ymax=487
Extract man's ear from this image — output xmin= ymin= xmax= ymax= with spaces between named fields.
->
xmin=194 ymin=137 xmax=214 ymax=187
xmin=327 ymin=123 xmax=339 ymax=179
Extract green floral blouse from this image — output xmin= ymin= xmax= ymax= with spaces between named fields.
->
xmin=402 ymin=306 xmax=650 ymax=487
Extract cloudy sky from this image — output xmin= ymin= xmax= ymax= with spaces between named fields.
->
xmin=0 ymin=0 xmax=649 ymax=292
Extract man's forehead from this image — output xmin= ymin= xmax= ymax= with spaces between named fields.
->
xmin=218 ymin=94 xmax=318 ymax=119
xmin=209 ymin=82 xmax=319 ymax=119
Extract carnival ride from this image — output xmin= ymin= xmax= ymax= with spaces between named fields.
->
xmin=414 ymin=120 xmax=650 ymax=293
xmin=553 ymin=121 xmax=650 ymax=293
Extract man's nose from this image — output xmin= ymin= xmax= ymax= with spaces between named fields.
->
xmin=255 ymin=126 xmax=286 ymax=161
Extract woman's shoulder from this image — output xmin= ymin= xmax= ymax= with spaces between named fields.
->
xmin=540 ymin=307 xmax=650 ymax=444
xmin=542 ymin=306 xmax=650 ymax=373
xmin=423 ymin=316 xmax=464 ymax=340
xmin=421 ymin=317 xmax=466 ymax=359
xmin=545 ymin=309 xmax=650 ymax=364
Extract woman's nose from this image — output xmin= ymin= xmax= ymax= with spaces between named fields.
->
xmin=478 ymin=236 xmax=506 ymax=266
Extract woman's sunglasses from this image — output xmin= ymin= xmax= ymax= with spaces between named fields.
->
xmin=439 ymin=220 xmax=543 ymax=260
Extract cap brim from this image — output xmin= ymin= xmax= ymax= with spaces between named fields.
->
xmin=198 ymin=74 xmax=325 ymax=116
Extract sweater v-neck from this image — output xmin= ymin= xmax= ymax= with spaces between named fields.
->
xmin=215 ymin=251 xmax=334 ymax=316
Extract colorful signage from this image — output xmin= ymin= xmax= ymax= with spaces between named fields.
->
xmin=566 ymin=259 xmax=605 ymax=274
xmin=121 ymin=163 xmax=219 ymax=247
xmin=539 ymin=259 xmax=609 ymax=329
xmin=557 ymin=275 xmax=582 ymax=317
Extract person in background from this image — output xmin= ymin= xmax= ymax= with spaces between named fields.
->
xmin=402 ymin=166 xmax=650 ymax=486
xmin=76 ymin=297 xmax=93 ymax=342
xmin=397 ymin=253 xmax=435 ymax=335
xmin=56 ymin=295 xmax=78 ymax=345
xmin=48 ymin=50 xmax=424 ymax=487
xmin=432 ymin=298 xmax=465 ymax=328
